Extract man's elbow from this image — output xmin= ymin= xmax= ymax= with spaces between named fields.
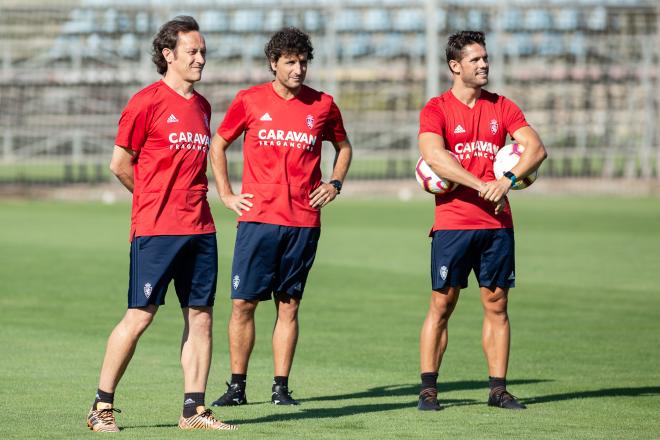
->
xmin=538 ymin=144 xmax=548 ymax=163
xmin=109 ymin=160 xmax=129 ymax=177
xmin=108 ymin=161 xmax=122 ymax=176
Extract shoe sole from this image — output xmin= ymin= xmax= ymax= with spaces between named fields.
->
xmin=212 ymin=402 xmax=247 ymax=407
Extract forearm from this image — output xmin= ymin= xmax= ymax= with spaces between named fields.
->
xmin=329 ymin=141 xmax=352 ymax=183
xmin=510 ymin=142 xmax=547 ymax=179
xmin=210 ymin=151 xmax=235 ymax=198
xmin=209 ymin=135 xmax=235 ymax=199
xmin=510 ymin=126 xmax=548 ymax=179
xmin=113 ymin=168 xmax=134 ymax=193
xmin=109 ymin=146 xmax=135 ymax=193
xmin=426 ymin=149 xmax=483 ymax=191
xmin=419 ymin=132 xmax=483 ymax=191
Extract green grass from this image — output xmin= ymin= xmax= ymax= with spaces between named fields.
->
xmin=1 ymin=196 xmax=659 ymax=439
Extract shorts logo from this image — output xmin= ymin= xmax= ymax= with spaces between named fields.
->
xmin=440 ymin=266 xmax=448 ymax=281
xmin=508 ymin=271 xmax=515 ymax=281
xmin=490 ymin=119 xmax=498 ymax=135
xmin=232 ymin=275 xmax=240 ymax=290
xmin=144 ymin=282 xmax=152 ymax=298
xmin=306 ymin=114 xmax=314 ymax=129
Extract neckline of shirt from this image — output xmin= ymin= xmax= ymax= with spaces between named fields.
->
xmin=447 ymin=89 xmax=483 ymax=111
xmin=159 ymin=79 xmax=199 ymax=104
xmin=268 ymin=81 xmax=306 ymax=103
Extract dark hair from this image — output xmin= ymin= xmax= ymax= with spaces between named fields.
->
xmin=152 ymin=16 xmax=200 ymax=75
xmin=264 ymin=27 xmax=314 ymax=74
xmin=446 ymin=31 xmax=486 ymax=70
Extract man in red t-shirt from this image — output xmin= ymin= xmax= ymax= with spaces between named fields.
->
xmin=87 ymin=17 xmax=236 ymax=432
xmin=417 ymin=31 xmax=547 ymax=411
xmin=209 ymin=27 xmax=352 ymax=407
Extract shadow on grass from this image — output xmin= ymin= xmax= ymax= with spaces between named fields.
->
xmin=239 ymin=401 xmax=466 ymax=424
xmin=523 ymin=386 xmax=660 ymax=405
xmin=238 ymin=379 xmax=547 ymax=425
xmin=301 ymin=378 xmax=547 ymax=403
xmin=121 ymin=384 xmax=660 ymax=428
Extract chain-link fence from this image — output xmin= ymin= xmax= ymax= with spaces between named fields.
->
xmin=1 ymin=0 xmax=658 ymax=185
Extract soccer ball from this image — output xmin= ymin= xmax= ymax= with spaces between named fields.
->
xmin=493 ymin=142 xmax=538 ymax=190
xmin=415 ymin=153 xmax=459 ymax=195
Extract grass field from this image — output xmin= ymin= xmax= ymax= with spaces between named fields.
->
xmin=1 ymin=195 xmax=659 ymax=439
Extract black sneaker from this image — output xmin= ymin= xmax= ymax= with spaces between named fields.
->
xmin=417 ymin=387 xmax=441 ymax=411
xmin=488 ymin=390 xmax=526 ymax=410
xmin=211 ymin=382 xmax=248 ymax=407
xmin=271 ymin=384 xmax=299 ymax=405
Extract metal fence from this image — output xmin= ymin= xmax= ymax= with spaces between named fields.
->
xmin=0 ymin=0 xmax=658 ymax=185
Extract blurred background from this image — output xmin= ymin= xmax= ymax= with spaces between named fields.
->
xmin=0 ymin=0 xmax=658 ymax=191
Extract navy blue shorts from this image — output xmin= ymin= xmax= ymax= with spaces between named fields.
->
xmin=128 ymin=233 xmax=217 ymax=308
xmin=431 ymin=228 xmax=515 ymax=291
xmin=230 ymin=222 xmax=321 ymax=301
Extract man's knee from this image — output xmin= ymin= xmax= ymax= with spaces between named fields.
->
xmin=429 ymin=288 xmax=459 ymax=320
xmin=275 ymin=295 xmax=300 ymax=322
xmin=481 ymin=287 xmax=509 ymax=316
xmin=121 ymin=306 xmax=157 ymax=335
xmin=187 ymin=306 xmax=213 ymax=333
xmin=231 ymin=299 xmax=258 ymax=322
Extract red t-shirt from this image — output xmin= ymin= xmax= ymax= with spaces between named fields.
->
xmin=115 ymin=80 xmax=215 ymax=240
xmin=419 ymin=89 xmax=528 ymax=231
xmin=217 ymin=83 xmax=347 ymax=227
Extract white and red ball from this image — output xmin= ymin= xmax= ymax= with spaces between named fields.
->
xmin=493 ymin=142 xmax=538 ymax=190
xmin=415 ymin=153 xmax=459 ymax=195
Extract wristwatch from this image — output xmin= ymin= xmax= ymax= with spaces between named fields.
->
xmin=329 ymin=179 xmax=342 ymax=194
xmin=503 ymin=171 xmax=517 ymax=187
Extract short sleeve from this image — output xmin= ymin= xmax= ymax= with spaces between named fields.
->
xmin=115 ymin=98 xmax=149 ymax=152
xmin=502 ymin=97 xmax=528 ymax=136
xmin=419 ymin=98 xmax=446 ymax=136
xmin=322 ymin=101 xmax=347 ymax=143
xmin=217 ymin=91 xmax=247 ymax=143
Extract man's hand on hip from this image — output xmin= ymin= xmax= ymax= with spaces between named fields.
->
xmin=309 ymin=183 xmax=338 ymax=209
xmin=221 ymin=193 xmax=254 ymax=216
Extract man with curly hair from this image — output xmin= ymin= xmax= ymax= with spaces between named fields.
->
xmin=210 ymin=27 xmax=352 ymax=407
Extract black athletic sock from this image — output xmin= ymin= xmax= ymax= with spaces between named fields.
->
xmin=231 ymin=374 xmax=247 ymax=388
xmin=183 ymin=392 xmax=205 ymax=418
xmin=93 ymin=389 xmax=114 ymax=410
xmin=420 ymin=372 xmax=439 ymax=393
xmin=273 ymin=376 xmax=288 ymax=389
xmin=489 ymin=376 xmax=507 ymax=395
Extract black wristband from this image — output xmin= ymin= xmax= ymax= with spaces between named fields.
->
xmin=503 ymin=171 xmax=517 ymax=187
xmin=329 ymin=179 xmax=342 ymax=194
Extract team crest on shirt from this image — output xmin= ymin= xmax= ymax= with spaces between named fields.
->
xmin=305 ymin=114 xmax=314 ymax=129
xmin=440 ymin=266 xmax=448 ymax=281
xmin=490 ymin=119 xmax=499 ymax=135
xmin=203 ymin=115 xmax=209 ymax=130
xmin=232 ymin=275 xmax=240 ymax=290
xmin=144 ymin=282 xmax=152 ymax=298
